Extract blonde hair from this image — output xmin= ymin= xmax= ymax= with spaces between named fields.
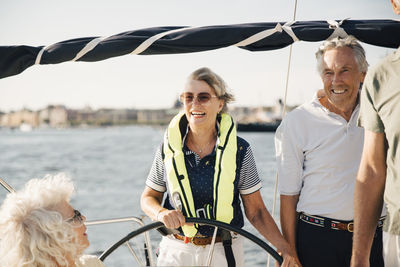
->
xmin=187 ymin=67 xmax=235 ymax=113
xmin=0 ymin=174 xmax=83 ymax=267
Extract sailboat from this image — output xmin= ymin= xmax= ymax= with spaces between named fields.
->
xmin=1 ymin=9 xmax=399 ymax=266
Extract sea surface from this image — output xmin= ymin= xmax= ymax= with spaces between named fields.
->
xmin=0 ymin=125 xmax=281 ymax=266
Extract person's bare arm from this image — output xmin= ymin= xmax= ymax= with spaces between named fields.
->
xmin=280 ymin=194 xmax=301 ymax=266
xmin=140 ymin=186 xmax=185 ymax=229
xmin=351 ymin=131 xmax=386 ymax=267
xmin=242 ymin=190 xmax=297 ymax=267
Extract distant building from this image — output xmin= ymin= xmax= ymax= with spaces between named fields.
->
xmin=94 ymin=108 xmax=138 ymax=125
xmin=137 ymin=109 xmax=174 ymax=124
xmin=68 ymin=106 xmax=95 ymax=125
xmin=0 ymin=108 xmax=39 ymax=128
xmin=39 ymin=105 xmax=68 ymax=127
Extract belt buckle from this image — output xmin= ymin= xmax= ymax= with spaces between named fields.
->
xmin=347 ymin=222 xmax=354 ymax=232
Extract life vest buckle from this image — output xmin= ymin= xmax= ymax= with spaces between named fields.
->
xmin=196 ymin=208 xmax=207 ymax=218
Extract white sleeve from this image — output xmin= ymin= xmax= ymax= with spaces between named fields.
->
xmin=274 ymin=116 xmax=304 ymax=195
xmin=77 ymin=255 xmax=107 ymax=267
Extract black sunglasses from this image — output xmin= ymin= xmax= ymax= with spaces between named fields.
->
xmin=67 ymin=209 xmax=84 ymax=224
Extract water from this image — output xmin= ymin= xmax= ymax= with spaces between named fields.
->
xmin=0 ymin=126 xmax=280 ymax=266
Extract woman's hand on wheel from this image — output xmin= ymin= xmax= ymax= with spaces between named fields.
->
xmin=158 ymin=209 xmax=186 ymax=229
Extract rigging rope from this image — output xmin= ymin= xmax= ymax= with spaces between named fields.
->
xmin=267 ymin=0 xmax=297 ymax=265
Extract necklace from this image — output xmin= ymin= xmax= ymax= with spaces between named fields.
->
xmin=189 ymin=133 xmax=216 ymax=154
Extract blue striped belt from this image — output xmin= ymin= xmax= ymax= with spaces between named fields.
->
xmin=299 ymin=212 xmax=385 ymax=232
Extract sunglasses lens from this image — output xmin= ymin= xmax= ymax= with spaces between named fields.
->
xmin=180 ymin=92 xmax=213 ymax=104
xmin=181 ymin=93 xmax=194 ymax=104
xmin=68 ymin=209 xmax=83 ymax=224
xmin=197 ymin=93 xmax=211 ymax=103
xmin=75 ymin=210 xmax=82 ymax=222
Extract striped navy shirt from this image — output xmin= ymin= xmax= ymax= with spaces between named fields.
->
xmin=146 ymin=137 xmax=262 ymax=195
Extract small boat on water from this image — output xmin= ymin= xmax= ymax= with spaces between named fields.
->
xmin=237 ymin=120 xmax=281 ymax=132
xmin=19 ymin=122 xmax=33 ymax=132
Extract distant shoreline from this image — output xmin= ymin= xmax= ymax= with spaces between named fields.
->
xmin=0 ymin=103 xmax=296 ymax=130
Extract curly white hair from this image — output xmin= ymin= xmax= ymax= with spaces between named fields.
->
xmin=0 ymin=173 xmax=83 ymax=266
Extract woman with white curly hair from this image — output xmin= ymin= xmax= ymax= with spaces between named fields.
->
xmin=0 ymin=173 xmax=106 ymax=267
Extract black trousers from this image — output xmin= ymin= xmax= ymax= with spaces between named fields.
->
xmin=296 ymin=218 xmax=384 ymax=267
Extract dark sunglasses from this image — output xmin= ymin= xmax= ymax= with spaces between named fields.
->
xmin=67 ymin=209 xmax=84 ymax=224
xmin=180 ymin=92 xmax=218 ymax=105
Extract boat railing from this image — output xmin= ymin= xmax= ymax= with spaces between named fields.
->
xmin=86 ymin=215 xmax=156 ymax=266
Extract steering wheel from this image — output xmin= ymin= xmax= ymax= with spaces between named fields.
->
xmin=99 ymin=217 xmax=283 ymax=265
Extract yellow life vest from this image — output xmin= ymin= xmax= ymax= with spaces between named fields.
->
xmin=163 ymin=112 xmax=237 ymax=237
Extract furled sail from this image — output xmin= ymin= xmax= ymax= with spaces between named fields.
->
xmin=1 ymin=19 xmax=399 ymax=79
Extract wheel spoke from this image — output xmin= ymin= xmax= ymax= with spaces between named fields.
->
xmin=206 ymin=226 xmax=219 ymax=266
xmin=99 ymin=217 xmax=283 ymax=265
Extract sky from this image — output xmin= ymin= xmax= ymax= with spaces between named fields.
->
xmin=0 ymin=0 xmax=398 ymax=112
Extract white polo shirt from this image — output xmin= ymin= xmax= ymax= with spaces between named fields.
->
xmin=275 ymin=93 xmax=363 ymax=220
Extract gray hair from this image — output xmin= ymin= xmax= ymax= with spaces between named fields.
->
xmin=187 ymin=67 xmax=235 ymax=113
xmin=0 ymin=173 xmax=82 ymax=266
xmin=315 ymin=36 xmax=368 ymax=74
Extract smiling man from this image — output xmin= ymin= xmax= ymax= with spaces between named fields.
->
xmin=274 ymin=36 xmax=385 ymax=267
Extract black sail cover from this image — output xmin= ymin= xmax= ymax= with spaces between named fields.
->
xmin=0 ymin=19 xmax=399 ymax=79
